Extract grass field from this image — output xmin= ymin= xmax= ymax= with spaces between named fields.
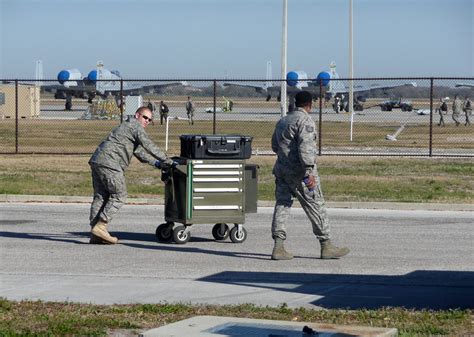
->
xmin=1 ymin=118 xmax=473 ymax=155
xmin=0 ymin=155 xmax=472 ymax=203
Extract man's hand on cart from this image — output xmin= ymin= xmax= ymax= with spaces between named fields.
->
xmin=155 ymin=160 xmax=180 ymax=184
xmin=171 ymin=157 xmax=187 ymax=166
xmin=154 ymin=160 xmax=163 ymax=169
xmin=154 ymin=159 xmax=179 ymax=170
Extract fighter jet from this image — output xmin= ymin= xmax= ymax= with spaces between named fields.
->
xmin=42 ymin=61 xmax=188 ymax=110
xmin=455 ymin=83 xmax=474 ymax=88
xmin=224 ymin=62 xmax=416 ymax=112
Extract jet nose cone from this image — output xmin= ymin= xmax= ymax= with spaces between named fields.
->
xmin=57 ymin=70 xmax=70 ymax=84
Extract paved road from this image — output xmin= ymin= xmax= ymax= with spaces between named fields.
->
xmin=1 ymin=203 xmax=473 ymax=310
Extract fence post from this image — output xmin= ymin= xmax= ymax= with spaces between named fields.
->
xmin=15 ymin=80 xmax=19 ymax=154
xmin=318 ymin=81 xmax=323 ymax=155
xmin=120 ymin=79 xmax=124 ymax=123
xmin=213 ymin=80 xmax=217 ymax=134
xmin=429 ymin=78 xmax=434 ymax=157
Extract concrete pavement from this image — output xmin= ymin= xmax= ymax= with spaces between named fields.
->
xmin=1 ymin=202 xmax=473 ymax=310
xmin=140 ymin=316 xmax=398 ymax=337
xmin=1 ymin=199 xmax=472 ymax=336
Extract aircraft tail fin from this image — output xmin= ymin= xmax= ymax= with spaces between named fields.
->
xmin=265 ymin=61 xmax=272 ymax=90
xmin=96 ymin=61 xmax=104 ymax=94
xmin=328 ymin=61 xmax=339 ymax=93
xmin=35 ymin=60 xmax=43 ymax=86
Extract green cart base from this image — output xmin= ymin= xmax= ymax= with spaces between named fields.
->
xmin=155 ymin=159 xmax=257 ymax=244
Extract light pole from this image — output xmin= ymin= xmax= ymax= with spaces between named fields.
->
xmin=349 ymin=0 xmax=354 ymax=141
xmin=280 ymin=0 xmax=288 ymax=117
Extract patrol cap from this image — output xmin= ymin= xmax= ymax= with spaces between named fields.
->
xmin=295 ymin=91 xmax=313 ymax=107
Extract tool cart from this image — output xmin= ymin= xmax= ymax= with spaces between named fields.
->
xmin=155 ymin=135 xmax=257 ymax=244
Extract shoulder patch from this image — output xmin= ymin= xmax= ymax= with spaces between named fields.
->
xmin=305 ymin=125 xmax=314 ymax=133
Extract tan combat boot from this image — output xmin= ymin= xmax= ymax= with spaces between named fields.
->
xmin=271 ymin=237 xmax=293 ymax=260
xmin=90 ymin=220 xmax=119 ymax=244
xmin=89 ymin=234 xmax=115 ymax=244
xmin=320 ymin=239 xmax=349 ymax=259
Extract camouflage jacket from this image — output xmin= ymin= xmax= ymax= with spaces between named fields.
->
xmin=271 ymin=107 xmax=317 ymax=180
xmin=463 ymin=99 xmax=472 ymax=112
xmin=186 ymin=100 xmax=195 ymax=113
xmin=453 ymin=98 xmax=463 ymax=114
xmin=89 ymin=118 xmax=170 ymax=171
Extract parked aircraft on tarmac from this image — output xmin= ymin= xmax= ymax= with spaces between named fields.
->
xmin=223 ymin=62 xmax=416 ymax=113
xmin=455 ymin=83 xmax=474 ymax=88
xmin=41 ymin=61 xmax=188 ymax=110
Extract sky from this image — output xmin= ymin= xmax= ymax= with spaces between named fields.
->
xmin=0 ymin=0 xmax=473 ymax=80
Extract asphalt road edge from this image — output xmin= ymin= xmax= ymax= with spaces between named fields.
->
xmin=1 ymin=194 xmax=473 ymax=211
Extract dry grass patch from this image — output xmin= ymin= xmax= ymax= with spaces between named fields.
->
xmin=0 ymin=299 xmax=472 ymax=336
xmin=0 ymin=155 xmax=472 ymax=203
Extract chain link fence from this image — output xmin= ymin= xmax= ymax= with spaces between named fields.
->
xmin=0 ymin=78 xmax=472 ymax=157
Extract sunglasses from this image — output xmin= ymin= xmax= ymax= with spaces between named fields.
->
xmin=142 ymin=115 xmax=153 ymax=122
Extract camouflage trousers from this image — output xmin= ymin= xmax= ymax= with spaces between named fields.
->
xmin=271 ymin=172 xmax=330 ymax=241
xmin=89 ymin=165 xmax=127 ymax=227
xmin=437 ymin=109 xmax=445 ymax=126
xmin=187 ymin=111 xmax=194 ymax=125
xmin=465 ymin=110 xmax=471 ymax=125
xmin=160 ymin=112 xmax=168 ymax=125
xmin=452 ymin=112 xmax=461 ymax=125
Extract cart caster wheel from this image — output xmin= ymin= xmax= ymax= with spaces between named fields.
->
xmin=230 ymin=226 xmax=247 ymax=243
xmin=212 ymin=223 xmax=230 ymax=240
xmin=156 ymin=222 xmax=173 ymax=242
xmin=173 ymin=225 xmax=190 ymax=244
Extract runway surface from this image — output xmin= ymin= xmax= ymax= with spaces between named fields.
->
xmin=1 ymin=203 xmax=472 ymax=309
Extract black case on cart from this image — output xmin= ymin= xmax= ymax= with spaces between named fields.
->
xmin=180 ymin=134 xmax=252 ymax=159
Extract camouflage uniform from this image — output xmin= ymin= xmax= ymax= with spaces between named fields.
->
xmin=271 ymin=107 xmax=330 ymax=242
xmin=437 ymin=100 xmax=447 ymax=126
xmin=159 ymin=102 xmax=169 ymax=125
xmin=89 ymin=118 xmax=171 ymax=227
xmin=147 ymin=101 xmax=156 ymax=114
xmin=452 ymin=96 xmax=463 ymax=126
xmin=65 ymin=94 xmax=72 ymax=111
xmin=463 ymin=98 xmax=471 ymax=126
xmin=186 ymin=99 xmax=195 ymax=125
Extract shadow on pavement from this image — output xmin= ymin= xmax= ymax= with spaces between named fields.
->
xmin=0 ymin=220 xmax=38 ymax=225
xmin=0 ymin=230 xmax=85 ymax=244
xmin=114 ymin=231 xmax=217 ymax=243
xmin=0 ymin=230 xmax=215 ymax=245
xmin=75 ymin=230 xmax=220 ymax=243
xmin=0 ymin=230 xmax=274 ymax=260
xmin=72 ymin=230 xmax=274 ymax=261
xmin=198 ymin=270 xmax=474 ymax=310
xmin=106 ymin=231 xmax=316 ymax=261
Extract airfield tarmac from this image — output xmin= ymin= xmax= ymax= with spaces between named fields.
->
xmin=1 ymin=202 xmax=472 ymax=310
xmin=39 ymin=103 xmax=430 ymax=124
